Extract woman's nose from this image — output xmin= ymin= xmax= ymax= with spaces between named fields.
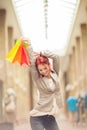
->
xmin=42 ymin=70 xmax=46 ymax=74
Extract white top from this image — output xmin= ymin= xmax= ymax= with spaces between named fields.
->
xmin=45 ymin=77 xmax=55 ymax=91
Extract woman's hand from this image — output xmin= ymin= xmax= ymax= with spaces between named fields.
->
xmin=21 ymin=37 xmax=31 ymax=46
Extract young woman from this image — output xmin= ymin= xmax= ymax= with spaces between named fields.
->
xmin=27 ymin=44 xmax=63 ymax=130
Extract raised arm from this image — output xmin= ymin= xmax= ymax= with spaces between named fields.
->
xmin=27 ymin=45 xmax=39 ymax=79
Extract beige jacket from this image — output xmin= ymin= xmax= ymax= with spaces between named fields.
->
xmin=28 ymin=46 xmax=63 ymax=116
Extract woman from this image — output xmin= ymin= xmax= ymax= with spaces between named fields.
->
xmin=27 ymin=43 xmax=63 ymax=130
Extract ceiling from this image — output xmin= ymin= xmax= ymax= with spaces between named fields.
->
xmin=13 ymin=0 xmax=80 ymax=54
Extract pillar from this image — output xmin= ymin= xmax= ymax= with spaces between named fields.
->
xmin=7 ymin=27 xmax=14 ymax=87
xmin=0 ymin=9 xmax=7 ymax=120
xmin=75 ymin=37 xmax=84 ymax=92
xmin=80 ymin=24 xmax=87 ymax=91
xmin=0 ymin=9 xmax=7 ymax=81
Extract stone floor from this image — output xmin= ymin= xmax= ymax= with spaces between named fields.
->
xmin=14 ymin=117 xmax=87 ymax=130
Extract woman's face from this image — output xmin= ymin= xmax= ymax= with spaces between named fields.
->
xmin=37 ymin=63 xmax=51 ymax=78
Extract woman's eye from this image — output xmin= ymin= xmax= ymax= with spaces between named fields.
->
xmin=40 ymin=69 xmax=44 ymax=72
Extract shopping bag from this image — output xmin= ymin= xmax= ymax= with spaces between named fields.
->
xmin=6 ymin=39 xmax=31 ymax=66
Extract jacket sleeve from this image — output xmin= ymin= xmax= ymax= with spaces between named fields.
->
xmin=27 ymin=46 xmax=39 ymax=80
xmin=40 ymin=50 xmax=60 ymax=75
xmin=55 ymin=91 xmax=63 ymax=109
xmin=55 ymin=77 xmax=64 ymax=109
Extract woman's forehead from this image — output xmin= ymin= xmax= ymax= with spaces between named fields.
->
xmin=38 ymin=63 xmax=49 ymax=68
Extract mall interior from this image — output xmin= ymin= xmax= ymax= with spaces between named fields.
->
xmin=0 ymin=0 xmax=87 ymax=130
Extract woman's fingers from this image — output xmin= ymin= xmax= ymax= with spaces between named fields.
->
xmin=20 ymin=37 xmax=31 ymax=45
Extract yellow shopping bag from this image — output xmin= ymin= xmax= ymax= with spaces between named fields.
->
xmin=6 ymin=40 xmax=21 ymax=62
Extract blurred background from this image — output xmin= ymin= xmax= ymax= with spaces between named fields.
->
xmin=0 ymin=0 xmax=87 ymax=130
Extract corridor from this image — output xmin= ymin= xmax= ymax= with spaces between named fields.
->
xmin=0 ymin=1 xmax=87 ymax=130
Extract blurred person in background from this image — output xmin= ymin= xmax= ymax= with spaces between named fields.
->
xmin=66 ymin=95 xmax=78 ymax=126
xmin=84 ymin=92 xmax=87 ymax=122
xmin=5 ymin=88 xmax=16 ymax=123
xmin=77 ymin=94 xmax=85 ymax=125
